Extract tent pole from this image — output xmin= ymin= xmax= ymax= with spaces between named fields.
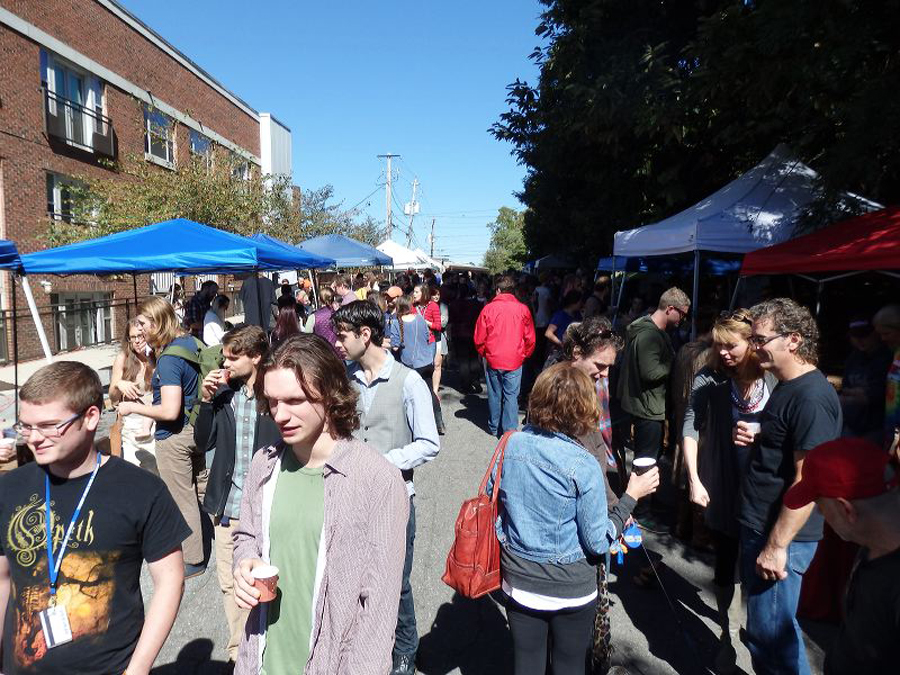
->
xmin=12 ymin=274 xmax=19 ymax=423
xmin=691 ymin=249 xmax=700 ymax=341
xmin=131 ymin=274 xmax=138 ymax=320
xmin=310 ymin=270 xmax=318 ymax=308
xmin=610 ymin=257 xmax=618 ymax=315
xmin=254 ymin=268 xmax=265 ymax=332
xmin=612 ymin=273 xmax=628 ymax=331
xmin=815 ymin=280 xmax=824 ymax=317
xmin=729 ymin=277 xmax=742 ymax=310
xmin=21 ymin=276 xmax=52 ymax=364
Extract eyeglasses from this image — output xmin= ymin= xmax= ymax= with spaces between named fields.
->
xmin=718 ymin=310 xmax=752 ymax=326
xmin=749 ymin=333 xmax=790 ymax=347
xmin=670 ymin=306 xmax=689 ymax=319
xmin=14 ymin=410 xmax=86 ymax=438
xmin=129 ymin=335 xmax=144 ymax=342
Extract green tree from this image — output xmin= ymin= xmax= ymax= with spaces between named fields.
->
xmin=492 ymin=0 xmax=900 ymax=262
xmin=53 ymin=156 xmax=384 ymax=248
xmin=296 ymin=185 xmax=384 ymax=246
xmin=483 ymin=207 xmax=528 ymax=273
xmin=54 ymin=152 xmax=297 ymax=245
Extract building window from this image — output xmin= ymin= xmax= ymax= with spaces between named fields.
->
xmin=41 ymin=51 xmax=107 ymax=153
xmin=144 ymin=105 xmax=175 ymax=166
xmin=231 ymin=154 xmax=250 ymax=180
xmin=189 ymin=129 xmax=212 ymax=169
xmin=46 ymin=173 xmax=76 ymax=222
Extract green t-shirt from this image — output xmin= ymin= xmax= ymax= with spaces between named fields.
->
xmin=262 ymin=451 xmax=325 ymax=675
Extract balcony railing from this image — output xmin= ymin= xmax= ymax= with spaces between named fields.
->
xmin=43 ymin=88 xmax=117 ymax=158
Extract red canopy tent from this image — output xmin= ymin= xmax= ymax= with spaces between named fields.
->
xmin=741 ymin=206 xmax=900 ymax=276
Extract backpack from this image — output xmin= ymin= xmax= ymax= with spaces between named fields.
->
xmin=159 ymin=336 xmax=224 ymax=426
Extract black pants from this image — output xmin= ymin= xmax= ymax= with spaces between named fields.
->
xmin=414 ymin=364 xmax=444 ymax=430
xmin=506 ymin=599 xmax=595 ymax=675
xmin=631 ymin=415 xmax=664 ymax=461
xmin=712 ymin=529 xmax=740 ymax=587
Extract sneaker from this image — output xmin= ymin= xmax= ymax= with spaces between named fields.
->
xmin=184 ymin=562 xmax=207 ymax=579
xmin=390 ymin=652 xmax=416 ymax=675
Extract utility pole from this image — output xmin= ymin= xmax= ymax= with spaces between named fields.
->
xmin=377 ymin=153 xmax=400 ymax=239
xmin=404 ymin=177 xmax=419 ymax=247
xmin=429 ymin=218 xmax=436 ymax=258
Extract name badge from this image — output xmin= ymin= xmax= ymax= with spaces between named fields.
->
xmin=38 ymin=604 xmax=73 ymax=648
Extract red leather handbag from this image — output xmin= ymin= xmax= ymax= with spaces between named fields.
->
xmin=441 ymin=431 xmax=513 ymax=598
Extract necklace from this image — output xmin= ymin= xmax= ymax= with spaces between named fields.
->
xmin=731 ymin=378 xmax=764 ymax=413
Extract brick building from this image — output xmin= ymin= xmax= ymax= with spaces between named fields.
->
xmin=0 ymin=0 xmax=292 ymax=362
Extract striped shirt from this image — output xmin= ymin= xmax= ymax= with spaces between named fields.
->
xmin=225 ymin=386 xmax=256 ymax=519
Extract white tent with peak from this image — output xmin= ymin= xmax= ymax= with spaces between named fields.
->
xmin=610 ymin=144 xmax=880 ymax=338
xmin=614 ymin=144 xmax=845 ymax=257
xmin=377 ymin=239 xmax=443 ymax=271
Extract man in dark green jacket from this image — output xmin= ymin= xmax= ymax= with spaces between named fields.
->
xmin=617 ymin=287 xmax=691 ymax=463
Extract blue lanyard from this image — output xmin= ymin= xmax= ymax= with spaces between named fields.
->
xmin=45 ymin=453 xmax=102 ymax=598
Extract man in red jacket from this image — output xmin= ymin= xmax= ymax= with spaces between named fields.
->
xmin=474 ymin=275 xmax=536 ymax=436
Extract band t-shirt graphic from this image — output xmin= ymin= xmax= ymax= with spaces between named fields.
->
xmin=0 ymin=456 xmax=189 ymax=674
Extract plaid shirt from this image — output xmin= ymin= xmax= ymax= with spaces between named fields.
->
xmin=597 ymin=378 xmax=615 ymax=468
xmin=225 ymin=386 xmax=257 ymax=519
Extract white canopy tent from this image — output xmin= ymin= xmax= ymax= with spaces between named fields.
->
xmin=611 ymin=144 xmax=880 ymax=337
xmin=377 ymin=239 xmax=443 ymax=271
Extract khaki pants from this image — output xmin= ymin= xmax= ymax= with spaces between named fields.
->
xmin=215 ymin=518 xmax=250 ymax=661
xmin=155 ymin=425 xmax=208 ymax=565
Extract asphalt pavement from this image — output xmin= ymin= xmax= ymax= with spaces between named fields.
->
xmin=144 ymin=375 xmax=835 ymax=674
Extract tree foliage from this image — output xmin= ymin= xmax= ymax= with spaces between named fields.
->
xmin=52 ymin=153 xmax=383 ymax=247
xmin=492 ymin=0 xmax=900 ymax=263
xmin=483 ymin=206 xmax=528 ymax=273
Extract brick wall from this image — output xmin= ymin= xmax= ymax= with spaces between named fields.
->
xmin=0 ymin=1 xmax=262 ymax=363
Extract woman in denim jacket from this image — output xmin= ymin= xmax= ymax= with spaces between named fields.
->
xmin=490 ymin=363 xmax=648 ymax=674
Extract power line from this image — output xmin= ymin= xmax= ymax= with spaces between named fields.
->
xmin=346 ymin=185 xmax=383 ymax=213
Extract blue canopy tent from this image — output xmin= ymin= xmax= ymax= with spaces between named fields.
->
xmin=18 ymin=219 xmax=337 ymax=365
xmin=21 ymin=218 xmax=333 ymax=274
xmin=0 ymin=241 xmax=26 ymax=420
xmin=250 ymin=232 xmax=335 ymax=305
xmin=296 ymin=233 xmax=392 ymax=268
xmin=597 ymin=255 xmax=742 ymax=275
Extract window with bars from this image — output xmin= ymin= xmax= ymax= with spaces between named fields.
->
xmin=144 ymin=105 xmax=175 ymax=166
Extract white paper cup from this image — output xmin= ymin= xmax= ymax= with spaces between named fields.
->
xmin=632 ymin=457 xmax=657 ymax=476
xmin=743 ymin=422 xmax=762 ymax=435
xmin=251 ymin=565 xmax=279 ymax=602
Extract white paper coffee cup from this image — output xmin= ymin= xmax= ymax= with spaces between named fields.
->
xmin=632 ymin=457 xmax=657 ymax=475
xmin=251 ymin=565 xmax=279 ymax=602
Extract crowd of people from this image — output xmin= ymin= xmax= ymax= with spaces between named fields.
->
xmin=0 ymin=265 xmax=897 ymax=675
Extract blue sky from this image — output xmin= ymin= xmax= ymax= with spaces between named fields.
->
xmin=120 ymin=0 xmax=544 ymax=264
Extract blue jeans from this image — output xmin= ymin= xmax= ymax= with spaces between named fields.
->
xmin=394 ymin=497 xmax=418 ymax=657
xmin=485 ymin=365 xmax=523 ymax=436
xmin=740 ymin=525 xmax=818 ymax=675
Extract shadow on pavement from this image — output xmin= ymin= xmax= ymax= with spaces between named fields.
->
xmin=610 ymin=547 xmax=726 ymax=675
xmin=451 ymin=393 xmax=493 ymax=436
xmin=417 ymin=591 xmax=513 ymax=675
xmin=151 ymin=638 xmax=229 ymax=675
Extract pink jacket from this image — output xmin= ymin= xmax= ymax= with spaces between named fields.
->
xmin=474 ymin=293 xmax=536 ymax=370
xmin=232 ymin=440 xmax=409 ymax=674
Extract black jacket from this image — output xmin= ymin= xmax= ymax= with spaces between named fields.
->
xmin=194 ymin=384 xmax=281 ymax=518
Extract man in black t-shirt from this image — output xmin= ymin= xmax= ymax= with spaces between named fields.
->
xmin=735 ymin=298 xmax=842 ymax=675
xmin=782 ymin=437 xmax=900 ymax=675
xmin=0 ymin=362 xmax=189 ymax=675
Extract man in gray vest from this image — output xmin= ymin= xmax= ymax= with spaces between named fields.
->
xmin=333 ymin=301 xmax=440 ymax=675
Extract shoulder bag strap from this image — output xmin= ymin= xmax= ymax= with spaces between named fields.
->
xmin=479 ymin=430 xmax=514 ymax=502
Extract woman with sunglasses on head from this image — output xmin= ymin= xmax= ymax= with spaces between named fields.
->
xmin=682 ymin=309 xmax=777 ymax=674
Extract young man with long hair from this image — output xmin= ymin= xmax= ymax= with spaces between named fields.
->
xmin=231 ymin=334 xmax=408 ymax=674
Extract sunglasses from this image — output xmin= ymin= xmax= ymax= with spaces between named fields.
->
xmin=718 ymin=310 xmax=752 ymax=326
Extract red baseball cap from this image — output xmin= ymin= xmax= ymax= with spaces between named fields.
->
xmin=783 ymin=438 xmax=899 ymax=509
